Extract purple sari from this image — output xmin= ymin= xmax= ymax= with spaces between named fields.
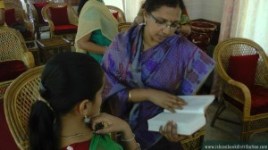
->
xmin=101 ymin=25 xmax=215 ymax=149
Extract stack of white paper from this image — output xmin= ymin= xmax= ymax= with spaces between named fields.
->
xmin=148 ymin=95 xmax=215 ymax=135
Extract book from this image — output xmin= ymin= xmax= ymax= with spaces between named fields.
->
xmin=148 ymin=95 xmax=215 ymax=135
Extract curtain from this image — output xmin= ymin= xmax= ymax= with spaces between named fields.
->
xmin=124 ymin=0 xmax=143 ymax=22
xmin=233 ymin=0 xmax=268 ymax=54
xmin=219 ymin=0 xmax=268 ymax=54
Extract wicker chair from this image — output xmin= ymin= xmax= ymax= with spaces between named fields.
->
xmin=107 ymin=5 xmax=126 ymax=23
xmin=4 ymin=66 xmax=43 ymax=150
xmin=181 ymin=128 xmax=205 ymax=150
xmin=4 ymin=2 xmax=35 ymax=41
xmin=211 ymin=38 xmax=268 ymax=141
xmin=0 ymin=26 xmax=35 ymax=100
xmin=26 ymin=1 xmax=49 ymax=39
xmin=41 ymin=2 xmax=78 ymax=39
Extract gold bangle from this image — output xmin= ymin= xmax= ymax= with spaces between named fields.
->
xmin=121 ymin=133 xmax=135 ymax=142
xmin=128 ymin=90 xmax=132 ymax=101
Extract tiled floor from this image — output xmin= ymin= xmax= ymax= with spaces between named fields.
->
xmin=204 ymin=101 xmax=268 ymax=143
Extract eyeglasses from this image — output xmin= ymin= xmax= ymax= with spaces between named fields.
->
xmin=149 ymin=13 xmax=180 ymax=31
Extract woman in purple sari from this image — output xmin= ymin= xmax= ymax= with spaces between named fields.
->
xmin=101 ymin=0 xmax=215 ymax=149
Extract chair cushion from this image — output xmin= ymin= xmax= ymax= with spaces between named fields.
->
xmin=250 ymin=85 xmax=268 ymax=115
xmin=33 ymin=2 xmax=48 ymax=24
xmin=112 ymin=11 xmax=119 ymax=20
xmin=49 ymin=6 xmax=69 ymax=26
xmin=54 ymin=24 xmax=77 ymax=35
xmin=0 ymin=60 xmax=27 ymax=82
xmin=5 ymin=9 xmax=18 ymax=26
xmin=224 ymin=85 xmax=268 ymax=115
xmin=228 ymin=54 xmax=259 ymax=88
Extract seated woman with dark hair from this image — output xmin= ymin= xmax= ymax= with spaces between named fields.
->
xmin=28 ymin=52 xmax=140 ymax=150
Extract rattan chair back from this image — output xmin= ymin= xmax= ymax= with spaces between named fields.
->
xmin=107 ymin=5 xmax=126 ymax=23
xmin=0 ymin=26 xmax=35 ymax=99
xmin=4 ymin=66 xmax=44 ymax=150
xmin=214 ymin=38 xmax=268 ymax=91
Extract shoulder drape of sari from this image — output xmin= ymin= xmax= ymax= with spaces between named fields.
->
xmin=101 ymin=25 xmax=215 ymax=149
xmin=75 ymin=0 xmax=118 ymax=53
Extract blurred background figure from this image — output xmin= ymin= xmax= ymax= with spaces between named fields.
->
xmin=75 ymin=0 xmax=118 ymax=63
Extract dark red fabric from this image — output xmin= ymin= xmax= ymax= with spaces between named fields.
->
xmin=5 ymin=9 xmax=18 ymax=26
xmin=228 ymin=54 xmax=259 ymax=88
xmin=49 ymin=6 xmax=69 ymax=26
xmin=33 ymin=2 xmax=48 ymax=24
xmin=250 ymin=85 xmax=268 ymax=115
xmin=224 ymin=85 xmax=268 ymax=115
xmin=112 ymin=12 xmax=119 ymax=20
xmin=0 ymin=102 xmax=19 ymax=150
xmin=61 ymin=140 xmax=90 ymax=150
xmin=0 ymin=60 xmax=27 ymax=82
xmin=54 ymin=24 xmax=77 ymax=35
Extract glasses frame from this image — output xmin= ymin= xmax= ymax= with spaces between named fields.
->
xmin=149 ymin=13 xmax=181 ymax=31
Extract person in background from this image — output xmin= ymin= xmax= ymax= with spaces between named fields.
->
xmin=75 ymin=0 xmax=118 ymax=64
xmin=0 ymin=0 xmax=5 ymax=26
xmin=133 ymin=0 xmax=191 ymax=36
xmin=101 ymin=0 xmax=215 ymax=149
xmin=28 ymin=52 xmax=140 ymax=150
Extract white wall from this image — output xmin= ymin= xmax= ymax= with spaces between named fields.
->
xmin=103 ymin=0 xmax=124 ymax=11
xmin=104 ymin=0 xmax=224 ymax=23
xmin=185 ymin=0 xmax=224 ymax=22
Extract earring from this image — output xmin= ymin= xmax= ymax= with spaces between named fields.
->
xmin=84 ymin=115 xmax=90 ymax=124
xmin=144 ymin=18 xmax=147 ymax=25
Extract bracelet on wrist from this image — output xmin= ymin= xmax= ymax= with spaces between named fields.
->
xmin=121 ymin=133 xmax=135 ymax=142
xmin=135 ymin=143 xmax=141 ymax=150
xmin=128 ymin=90 xmax=132 ymax=101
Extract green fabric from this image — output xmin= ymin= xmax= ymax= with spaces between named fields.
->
xmin=87 ymin=30 xmax=111 ymax=63
xmin=180 ymin=14 xmax=190 ymax=25
xmin=90 ymin=134 xmax=123 ymax=150
xmin=75 ymin=0 xmax=118 ymax=54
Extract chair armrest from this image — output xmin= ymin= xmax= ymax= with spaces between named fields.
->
xmin=221 ymin=78 xmax=252 ymax=117
xmin=216 ymin=64 xmax=252 ymax=117
xmin=41 ymin=7 xmax=55 ymax=37
xmin=22 ymin=51 xmax=35 ymax=68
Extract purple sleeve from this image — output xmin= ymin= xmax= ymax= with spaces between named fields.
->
xmin=179 ymin=48 xmax=215 ymax=94
xmin=101 ymin=37 xmax=131 ymax=117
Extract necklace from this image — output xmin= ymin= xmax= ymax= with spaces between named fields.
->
xmin=61 ymin=133 xmax=87 ymax=140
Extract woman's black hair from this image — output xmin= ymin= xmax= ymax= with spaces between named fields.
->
xmin=77 ymin=0 xmax=104 ymax=16
xmin=28 ymin=52 xmax=103 ymax=150
xmin=143 ymin=0 xmax=184 ymax=13
xmin=77 ymin=0 xmax=88 ymax=16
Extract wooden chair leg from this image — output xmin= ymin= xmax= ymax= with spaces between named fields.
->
xmin=210 ymin=102 xmax=226 ymax=127
xmin=241 ymin=131 xmax=251 ymax=142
